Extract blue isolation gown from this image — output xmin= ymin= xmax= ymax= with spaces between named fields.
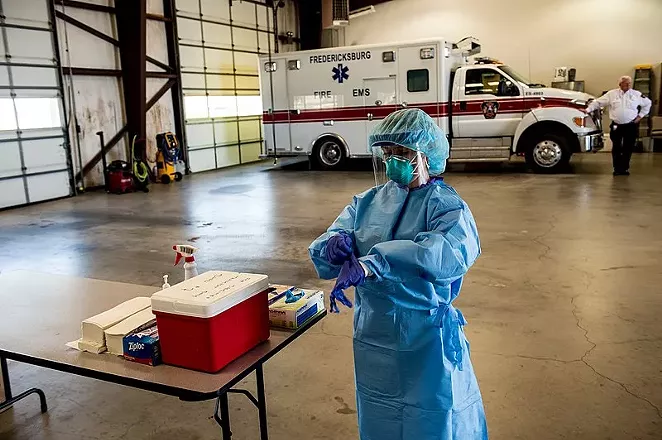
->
xmin=309 ymin=179 xmax=488 ymax=440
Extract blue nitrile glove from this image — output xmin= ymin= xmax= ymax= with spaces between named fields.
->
xmin=285 ymin=288 xmax=305 ymax=304
xmin=325 ymin=231 xmax=354 ymax=265
xmin=329 ymin=255 xmax=365 ymax=313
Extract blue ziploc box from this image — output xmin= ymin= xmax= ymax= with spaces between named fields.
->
xmin=122 ymin=324 xmax=161 ymax=366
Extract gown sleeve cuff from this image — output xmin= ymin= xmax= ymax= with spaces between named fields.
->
xmin=359 ymin=261 xmax=372 ymax=277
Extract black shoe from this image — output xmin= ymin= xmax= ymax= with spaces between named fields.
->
xmin=623 ymin=170 xmax=630 ymax=176
xmin=613 ymin=171 xmax=621 ymax=176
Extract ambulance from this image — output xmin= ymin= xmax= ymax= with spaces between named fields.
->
xmin=259 ymin=37 xmax=603 ymax=173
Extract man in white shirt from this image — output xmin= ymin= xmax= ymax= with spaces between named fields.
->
xmin=586 ymin=76 xmax=652 ymax=175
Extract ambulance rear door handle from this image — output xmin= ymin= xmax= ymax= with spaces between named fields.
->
xmin=367 ymin=113 xmax=374 ymax=121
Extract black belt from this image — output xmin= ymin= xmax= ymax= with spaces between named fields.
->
xmin=611 ymin=121 xmax=637 ymax=129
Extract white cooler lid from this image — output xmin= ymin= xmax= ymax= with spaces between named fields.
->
xmin=151 ymin=271 xmax=269 ymax=318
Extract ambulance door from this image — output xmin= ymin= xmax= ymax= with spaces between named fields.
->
xmin=263 ymin=58 xmax=291 ymax=153
xmin=398 ymin=44 xmax=439 ymax=118
xmin=363 ymin=76 xmax=397 ymax=151
xmin=454 ymin=67 xmax=523 ymax=138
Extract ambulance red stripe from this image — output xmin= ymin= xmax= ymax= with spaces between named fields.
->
xmin=262 ymin=97 xmax=582 ymax=124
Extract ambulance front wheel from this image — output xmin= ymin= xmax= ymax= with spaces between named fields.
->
xmin=313 ymin=137 xmax=347 ymax=170
xmin=174 ymin=172 xmax=183 ymax=182
xmin=525 ymin=133 xmax=571 ymax=173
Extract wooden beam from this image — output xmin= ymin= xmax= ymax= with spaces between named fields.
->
xmin=146 ymin=13 xmax=171 ymax=22
xmin=146 ymin=71 xmax=177 ymax=79
xmin=53 ymin=0 xmax=115 ymax=14
xmin=75 ymin=126 xmax=128 ymax=183
xmin=115 ymin=0 xmax=147 ymax=144
xmin=63 ymin=67 xmax=122 ymax=77
xmin=54 ymin=11 xmax=119 ymax=46
xmin=146 ymin=56 xmax=173 ymax=73
xmin=235 ymin=0 xmax=270 ymax=6
xmin=162 ymin=0 xmax=188 ymax=173
xmin=146 ymin=79 xmax=175 ymax=111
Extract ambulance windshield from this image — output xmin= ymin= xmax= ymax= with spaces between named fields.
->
xmin=500 ymin=66 xmax=545 ymax=88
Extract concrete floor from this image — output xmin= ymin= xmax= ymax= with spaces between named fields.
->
xmin=1 ymin=153 xmax=661 ymax=439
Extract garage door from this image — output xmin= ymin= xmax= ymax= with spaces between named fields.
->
xmin=0 ymin=0 xmax=72 ymax=209
xmin=176 ymin=0 xmax=273 ymax=172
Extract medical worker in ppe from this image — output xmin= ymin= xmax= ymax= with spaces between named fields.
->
xmin=309 ymin=108 xmax=488 ymax=440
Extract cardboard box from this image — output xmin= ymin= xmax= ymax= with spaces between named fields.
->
xmin=123 ymin=324 xmax=161 ymax=366
xmin=269 ymin=285 xmax=325 ymax=329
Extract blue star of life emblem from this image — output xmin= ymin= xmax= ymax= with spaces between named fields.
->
xmin=332 ymin=64 xmax=349 ymax=83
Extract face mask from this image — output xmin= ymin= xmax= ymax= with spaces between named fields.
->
xmin=385 ymin=156 xmax=415 ymax=186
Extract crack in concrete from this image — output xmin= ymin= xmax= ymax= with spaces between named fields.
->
xmin=531 ymin=215 xmax=557 ymax=262
xmin=600 ymin=265 xmax=639 ymax=271
xmin=315 ymin=319 xmax=353 ymax=341
xmin=606 ymin=337 xmax=662 ymax=345
xmin=473 ymin=351 xmax=575 ymax=364
xmin=571 ymin=296 xmax=662 ymax=420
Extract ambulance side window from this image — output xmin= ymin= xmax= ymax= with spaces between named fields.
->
xmin=407 ymin=69 xmax=429 ymax=92
xmin=465 ymin=68 xmax=518 ymax=97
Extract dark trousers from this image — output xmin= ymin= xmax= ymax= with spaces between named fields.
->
xmin=610 ymin=122 xmax=637 ymax=172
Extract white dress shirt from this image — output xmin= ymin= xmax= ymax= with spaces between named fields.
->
xmin=586 ymin=88 xmax=652 ymax=124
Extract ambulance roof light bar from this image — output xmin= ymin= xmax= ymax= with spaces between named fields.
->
xmin=452 ymin=36 xmax=481 ymax=57
xmin=474 ymin=57 xmax=502 ymax=65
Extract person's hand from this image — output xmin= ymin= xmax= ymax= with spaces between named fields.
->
xmin=329 ymin=255 xmax=365 ymax=313
xmin=634 ymin=116 xmax=642 ymax=124
xmin=325 ymin=231 xmax=354 ymax=265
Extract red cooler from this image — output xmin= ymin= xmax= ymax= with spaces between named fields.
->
xmin=151 ymin=271 xmax=270 ymax=373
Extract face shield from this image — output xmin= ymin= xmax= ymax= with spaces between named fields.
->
xmin=367 ymin=109 xmax=450 ymax=187
xmin=372 ymin=144 xmax=431 ymax=188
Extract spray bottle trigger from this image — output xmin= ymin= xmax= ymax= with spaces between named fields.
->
xmin=174 ymin=252 xmax=183 ymax=266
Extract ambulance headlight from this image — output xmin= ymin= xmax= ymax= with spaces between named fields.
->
xmin=420 ymin=48 xmax=435 ymax=59
xmin=264 ymin=62 xmax=277 ymax=72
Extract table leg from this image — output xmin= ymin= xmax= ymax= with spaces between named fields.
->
xmin=256 ymin=364 xmax=268 ymax=440
xmin=1 ymin=356 xmax=12 ymax=401
xmin=0 ymin=356 xmax=47 ymax=414
xmin=214 ymin=392 xmax=232 ymax=439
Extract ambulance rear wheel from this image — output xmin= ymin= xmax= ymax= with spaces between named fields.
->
xmin=174 ymin=172 xmax=183 ymax=182
xmin=313 ymin=137 xmax=347 ymax=170
xmin=526 ymin=133 xmax=571 ymax=173
xmin=160 ymin=175 xmax=171 ymax=184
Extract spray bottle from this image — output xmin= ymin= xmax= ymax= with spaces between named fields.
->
xmin=173 ymin=244 xmax=199 ymax=280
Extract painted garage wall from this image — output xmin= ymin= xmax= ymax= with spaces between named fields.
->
xmin=345 ymin=0 xmax=662 ymax=103
xmin=56 ymin=0 xmax=176 ymax=188
xmin=55 ymin=2 xmax=125 ymax=188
